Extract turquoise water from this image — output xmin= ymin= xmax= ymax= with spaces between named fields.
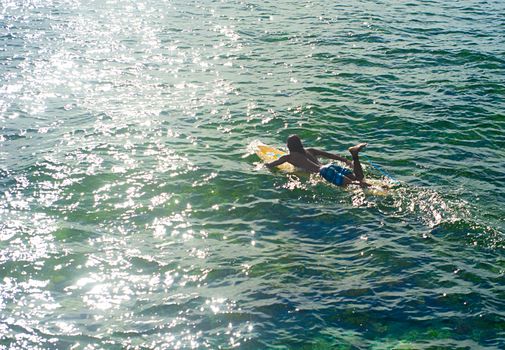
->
xmin=1 ymin=0 xmax=504 ymax=348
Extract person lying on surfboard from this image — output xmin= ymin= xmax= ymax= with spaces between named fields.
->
xmin=265 ymin=135 xmax=369 ymax=187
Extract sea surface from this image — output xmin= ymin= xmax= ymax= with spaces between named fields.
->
xmin=1 ymin=0 xmax=504 ymax=349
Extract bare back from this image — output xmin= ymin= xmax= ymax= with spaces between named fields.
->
xmin=284 ymin=151 xmax=321 ymax=173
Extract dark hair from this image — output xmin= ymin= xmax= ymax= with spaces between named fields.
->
xmin=287 ymin=134 xmax=305 ymax=153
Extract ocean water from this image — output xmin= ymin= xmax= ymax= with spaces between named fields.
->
xmin=1 ymin=0 xmax=504 ymax=349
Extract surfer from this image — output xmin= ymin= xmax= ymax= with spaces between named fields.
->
xmin=265 ymin=135 xmax=369 ymax=187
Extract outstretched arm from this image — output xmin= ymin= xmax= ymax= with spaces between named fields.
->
xmin=308 ymin=148 xmax=352 ymax=166
xmin=265 ymin=155 xmax=290 ymax=169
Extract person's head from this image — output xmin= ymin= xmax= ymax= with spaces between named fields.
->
xmin=287 ymin=134 xmax=305 ymax=153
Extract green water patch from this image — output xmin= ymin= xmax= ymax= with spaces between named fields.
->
xmin=431 ymin=218 xmax=504 ymax=249
xmin=52 ymin=225 xmax=98 ymax=243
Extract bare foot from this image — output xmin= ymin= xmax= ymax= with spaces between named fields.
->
xmin=348 ymin=143 xmax=367 ymax=157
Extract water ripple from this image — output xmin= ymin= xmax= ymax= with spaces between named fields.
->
xmin=1 ymin=0 xmax=504 ymax=349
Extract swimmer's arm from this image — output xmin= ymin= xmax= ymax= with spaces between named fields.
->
xmin=308 ymin=148 xmax=352 ymax=166
xmin=265 ymin=155 xmax=290 ymax=169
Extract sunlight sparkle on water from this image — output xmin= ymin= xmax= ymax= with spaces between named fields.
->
xmin=1 ymin=0 xmax=503 ymax=348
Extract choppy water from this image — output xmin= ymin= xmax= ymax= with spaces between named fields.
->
xmin=1 ymin=0 xmax=504 ymax=349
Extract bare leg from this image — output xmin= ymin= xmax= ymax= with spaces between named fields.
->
xmin=342 ymin=175 xmax=370 ymax=188
xmin=348 ymin=143 xmax=367 ymax=182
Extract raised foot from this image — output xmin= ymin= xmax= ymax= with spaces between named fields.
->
xmin=348 ymin=143 xmax=368 ymax=156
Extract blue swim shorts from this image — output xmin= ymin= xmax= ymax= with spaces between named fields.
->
xmin=319 ymin=164 xmax=353 ymax=186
